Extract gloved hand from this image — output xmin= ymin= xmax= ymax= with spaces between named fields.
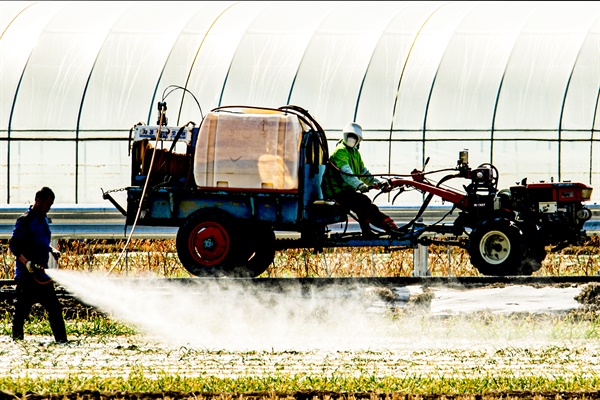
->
xmin=51 ymin=247 xmax=61 ymax=261
xmin=357 ymin=183 xmax=370 ymax=193
xmin=378 ymin=180 xmax=392 ymax=193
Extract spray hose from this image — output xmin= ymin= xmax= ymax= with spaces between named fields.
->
xmin=102 ymin=105 xmax=167 ymax=279
xmin=327 ymin=159 xmax=456 ymax=182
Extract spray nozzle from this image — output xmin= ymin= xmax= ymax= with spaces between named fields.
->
xmin=157 ymin=101 xmax=168 ymax=126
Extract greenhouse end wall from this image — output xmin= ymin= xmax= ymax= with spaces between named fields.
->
xmin=0 ymin=1 xmax=598 ymax=206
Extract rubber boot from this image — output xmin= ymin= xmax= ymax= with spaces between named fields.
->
xmin=373 ymin=216 xmax=400 ymax=234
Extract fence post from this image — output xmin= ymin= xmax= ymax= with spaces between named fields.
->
xmin=412 ymin=218 xmax=430 ymax=277
xmin=49 ymin=238 xmax=58 ymax=269
xmin=412 ymin=243 xmax=429 ymax=277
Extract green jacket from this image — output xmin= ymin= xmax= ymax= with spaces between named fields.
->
xmin=321 ymin=140 xmax=378 ymax=198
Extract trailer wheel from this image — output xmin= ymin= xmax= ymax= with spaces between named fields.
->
xmin=230 ymin=224 xmax=275 ymax=277
xmin=468 ymin=218 xmax=532 ymax=276
xmin=176 ymin=209 xmax=239 ymax=277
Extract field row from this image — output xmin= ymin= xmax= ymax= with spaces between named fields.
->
xmin=2 ymin=335 xmax=600 ymax=381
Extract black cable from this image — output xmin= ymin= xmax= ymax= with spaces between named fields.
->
xmin=161 ymin=85 xmax=204 ymax=120
xmin=327 ymin=158 xmax=456 ymax=180
xmin=393 ymin=173 xmax=461 ymax=233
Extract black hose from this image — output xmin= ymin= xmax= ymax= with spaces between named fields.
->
xmin=395 ymin=173 xmax=460 ymax=232
xmin=327 ymin=158 xmax=456 ymax=180
xmin=162 ymin=85 xmax=204 ymax=121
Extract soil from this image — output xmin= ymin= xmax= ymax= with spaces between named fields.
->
xmin=2 ymin=283 xmax=600 ymax=400
xmin=575 ymin=282 xmax=600 ymax=310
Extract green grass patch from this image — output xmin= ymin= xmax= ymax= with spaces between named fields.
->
xmin=1 ymin=373 xmax=599 ymax=396
xmin=0 ymin=314 xmax=137 ymax=337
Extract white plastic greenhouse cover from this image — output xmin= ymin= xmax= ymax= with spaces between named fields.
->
xmin=0 ymin=1 xmax=598 ymax=206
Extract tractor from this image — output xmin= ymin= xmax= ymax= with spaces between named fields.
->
xmin=103 ymin=103 xmax=593 ymax=277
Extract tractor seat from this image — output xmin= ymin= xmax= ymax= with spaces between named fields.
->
xmin=307 ymin=199 xmax=347 ymax=224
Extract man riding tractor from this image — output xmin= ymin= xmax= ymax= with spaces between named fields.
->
xmin=321 ymin=122 xmax=399 ymax=237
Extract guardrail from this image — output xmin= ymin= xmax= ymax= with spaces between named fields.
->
xmin=1 ymin=204 xmax=598 ymax=240
xmin=0 ymin=205 xmax=176 ymax=240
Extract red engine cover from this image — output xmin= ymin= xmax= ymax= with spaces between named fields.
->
xmin=526 ymin=182 xmax=593 ymax=202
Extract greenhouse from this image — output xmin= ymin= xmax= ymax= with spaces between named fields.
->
xmin=0 ymin=1 xmax=598 ymax=206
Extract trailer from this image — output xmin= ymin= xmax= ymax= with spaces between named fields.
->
xmin=103 ymin=103 xmax=593 ymax=277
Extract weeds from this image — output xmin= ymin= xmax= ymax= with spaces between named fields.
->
xmin=1 ymin=237 xmax=599 ymax=279
xmin=0 ymin=238 xmax=599 ymax=397
xmin=0 ymin=372 xmax=599 ymax=396
xmin=0 ymin=313 xmax=137 ymax=337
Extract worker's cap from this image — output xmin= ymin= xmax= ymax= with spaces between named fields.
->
xmin=343 ymin=122 xmax=363 ymax=137
xmin=343 ymin=122 xmax=363 ymax=147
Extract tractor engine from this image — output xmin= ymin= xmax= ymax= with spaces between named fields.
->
xmin=456 ymin=150 xmax=500 ymax=223
xmin=508 ymin=180 xmax=593 ymax=248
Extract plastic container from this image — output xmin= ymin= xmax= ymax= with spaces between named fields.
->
xmin=194 ymin=110 xmax=302 ymax=190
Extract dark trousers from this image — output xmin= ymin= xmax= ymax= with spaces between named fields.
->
xmin=12 ymin=277 xmax=67 ymax=342
xmin=332 ymin=190 xmax=390 ymax=231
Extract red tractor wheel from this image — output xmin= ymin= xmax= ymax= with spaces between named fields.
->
xmin=176 ymin=209 xmax=239 ymax=277
xmin=188 ymin=221 xmax=231 ymax=266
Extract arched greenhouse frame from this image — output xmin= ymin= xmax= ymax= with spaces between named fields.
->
xmin=1 ymin=1 xmax=598 ymax=206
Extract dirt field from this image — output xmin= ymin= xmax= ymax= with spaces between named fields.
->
xmin=2 ymin=283 xmax=600 ymax=399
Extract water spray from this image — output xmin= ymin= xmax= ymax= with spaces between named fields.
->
xmin=47 ymin=269 xmax=400 ymax=351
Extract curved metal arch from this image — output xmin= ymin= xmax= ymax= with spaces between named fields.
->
xmin=75 ymin=4 xmax=134 ymax=203
xmin=6 ymin=2 xmax=67 ymax=203
xmin=286 ymin=4 xmax=345 ymax=107
xmin=557 ymin=15 xmax=599 ymax=182
xmin=147 ymin=18 xmax=194 ymax=125
xmin=0 ymin=1 xmax=37 ymax=40
xmin=157 ymin=2 xmax=239 ymax=126
xmin=421 ymin=4 xmax=475 ymax=165
xmin=352 ymin=3 xmax=411 ymax=122
xmin=5 ymin=53 xmax=31 ymax=203
xmin=218 ymin=3 xmax=273 ymax=108
xmin=387 ymin=3 xmax=447 ymax=175
xmin=489 ymin=5 xmax=539 ymax=165
xmin=147 ymin=2 xmax=224 ymax=125
xmin=2 ymin=0 xmax=38 ymax=203
xmin=591 ymin=41 xmax=600 ymax=186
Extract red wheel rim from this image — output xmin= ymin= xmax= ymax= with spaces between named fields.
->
xmin=188 ymin=221 xmax=230 ymax=266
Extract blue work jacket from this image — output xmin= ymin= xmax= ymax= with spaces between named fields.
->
xmin=9 ymin=206 xmax=52 ymax=281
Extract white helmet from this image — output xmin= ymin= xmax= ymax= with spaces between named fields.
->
xmin=343 ymin=122 xmax=363 ymax=148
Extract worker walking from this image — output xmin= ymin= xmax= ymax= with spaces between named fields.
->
xmin=322 ymin=122 xmax=399 ymax=236
xmin=9 ymin=187 xmax=68 ymax=343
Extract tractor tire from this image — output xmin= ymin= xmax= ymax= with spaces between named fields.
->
xmin=468 ymin=218 xmax=533 ymax=276
xmin=176 ymin=209 xmax=242 ymax=277
xmin=231 ymin=223 xmax=275 ymax=277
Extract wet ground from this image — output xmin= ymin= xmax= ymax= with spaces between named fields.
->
xmin=2 ymin=281 xmax=599 ymax=320
xmin=2 ymin=281 xmax=600 ymax=400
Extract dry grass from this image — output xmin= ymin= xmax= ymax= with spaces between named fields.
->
xmin=0 ymin=236 xmax=599 ymax=280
